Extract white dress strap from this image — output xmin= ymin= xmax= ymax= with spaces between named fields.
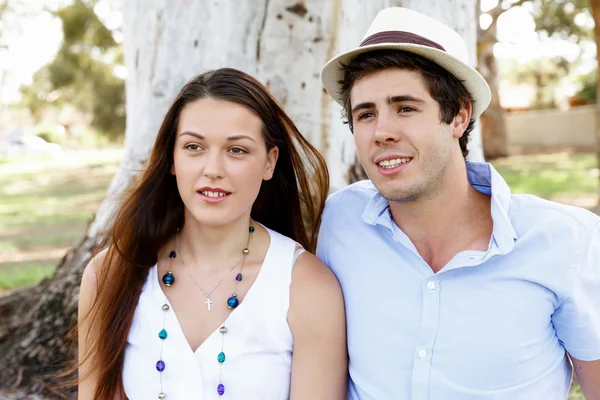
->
xmin=293 ymin=246 xmax=306 ymax=265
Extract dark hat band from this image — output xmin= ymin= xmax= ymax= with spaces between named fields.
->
xmin=360 ymin=30 xmax=445 ymax=51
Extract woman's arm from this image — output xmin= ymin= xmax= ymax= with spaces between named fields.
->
xmin=78 ymin=249 xmax=108 ymax=400
xmin=570 ymin=356 xmax=600 ymax=400
xmin=288 ymin=251 xmax=348 ymax=400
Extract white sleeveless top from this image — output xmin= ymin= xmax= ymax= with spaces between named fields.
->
xmin=122 ymin=227 xmax=302 ymax=399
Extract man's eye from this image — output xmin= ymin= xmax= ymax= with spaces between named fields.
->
xmin=357 ymin=112 xmax=375 ymax=120
xmin=398 ymin=106 xmax=415 ymax=113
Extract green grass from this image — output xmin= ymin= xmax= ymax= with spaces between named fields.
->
xmin=491 ymin=152 xmax=598 ymax=207
xmin=0 ymin=262 xmax=56 ymax=291
xmin=0 ymin=147 xmax=123 ymax=290
xmin=568 ymin=383 xmax=584 ymax=400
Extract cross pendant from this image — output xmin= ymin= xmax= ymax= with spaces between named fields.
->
xmin=205 ymin=296 xmax=213 ymax=311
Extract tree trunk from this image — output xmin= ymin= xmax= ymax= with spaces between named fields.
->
xmin=0 ymin=1 xmax=482 ymax=397
xmin=345 ymin=0 xmax=485 ymax=184
xmin=476 ymin=0 xmax=509 ymax=161
xmin=592 ymin=0 xmax=600 ymax=205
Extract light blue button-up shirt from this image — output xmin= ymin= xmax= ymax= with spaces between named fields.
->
xmin=317 ymin=162 xmax=600 ymax=400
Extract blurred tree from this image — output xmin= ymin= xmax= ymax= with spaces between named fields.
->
xmin=0 ymin=0 xmax=11 ymax=92
xmin=501 ymin=56 xmax=571 ymax=109
xmin=0 ymin=0 xmax=8 ymax=42
xmin=478 ymin=0 xmax=592 ymax=159
xmin=477 ymin=0 xmax=514 ymax=159
xmin=570 ymin=69 xmax=596 ymax=106
xmin=0 ymin=1 xmax=481 ymax=397
xmin=531 ymin=0 xmax=592 ymax=41
xmin=591 ymin=0 xmax=600 ymax=198
xmin=20 ymin=0 xmax=125 ymax=139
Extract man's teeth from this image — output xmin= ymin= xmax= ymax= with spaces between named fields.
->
xmin=378 ymin=158 xmax=411 ymax=168
xmin=201 ymin=191 xmax=227 ymax=197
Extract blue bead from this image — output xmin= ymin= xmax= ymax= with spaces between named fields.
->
xmin=217 ymin=384 xmax=225 ymax=396
xmin=227 ymin=295 xmax=239 ymax=310
xmin=217 ymin=351 xmax=226 ymax=363
xmin=156 ymin=360 xmax=165 ymax=372
xmin=169 ymin=250 xmax=176 ymax=259
xmin=162 ymin=272 xmax=174 ymax=286
xmin=158 ymin=329 xmax=168 ymax=340
xmin=236 ymin=273 xmax=243 ymax=281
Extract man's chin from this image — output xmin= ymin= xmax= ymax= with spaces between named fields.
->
xmin=376 ymin=184 xmax=421 ymax=204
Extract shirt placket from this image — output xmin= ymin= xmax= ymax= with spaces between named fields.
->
xmin=410 ymin=275 xmax=441 ymax=400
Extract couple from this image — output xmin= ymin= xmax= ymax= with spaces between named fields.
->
xmin=77 ymin=8 xmax=600 ymax=400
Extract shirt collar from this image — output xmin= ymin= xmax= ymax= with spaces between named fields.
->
xmin=361 ymin=161 xmax=518 ymax=254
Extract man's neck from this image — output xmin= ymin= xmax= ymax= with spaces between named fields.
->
xmin=389 ymin=162 xmax=493 ymax=273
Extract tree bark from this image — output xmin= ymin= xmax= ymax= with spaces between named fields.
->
xmin=476 ymin=0 xmax=509 ymax=160
xmin=0 ymin=1 xmax=484 ymax=397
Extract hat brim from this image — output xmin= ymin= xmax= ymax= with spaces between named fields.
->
xmin=321 ymin=43 xmax=491 ymax=119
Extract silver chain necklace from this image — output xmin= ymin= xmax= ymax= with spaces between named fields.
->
xmin=174 ymin=224 xmax=254 ymax=311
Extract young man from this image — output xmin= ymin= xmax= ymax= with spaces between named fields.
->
xmin=317 ymin=7 xmax=600 ymax=400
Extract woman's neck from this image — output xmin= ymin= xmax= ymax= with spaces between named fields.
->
xmin=175 ymin=212 xmax=254 ymax=273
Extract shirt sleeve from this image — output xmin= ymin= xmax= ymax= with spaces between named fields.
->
xmin=315 ymin=209 xmax=330 ymax=267
xmin=552 ymin=221 xmax=600 ymax=361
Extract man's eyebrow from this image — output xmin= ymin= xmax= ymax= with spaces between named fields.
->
xmin=388 ymin=95 xmax=426 ymax=104
xmin=351 ymin=95 xmax=426 ymax=114
xmin=351 ymin=102 xmax=376 ymax=114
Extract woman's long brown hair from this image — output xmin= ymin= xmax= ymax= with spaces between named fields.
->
xmin=80 ymin=68 xmax=329 ymax=399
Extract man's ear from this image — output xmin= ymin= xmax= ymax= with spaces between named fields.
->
xmin=452 ymin=102 xmax=472 ymax=139
xmin=263 ymin=146 xmax=279 ymax=181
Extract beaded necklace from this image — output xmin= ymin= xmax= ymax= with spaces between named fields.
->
xmin=156 ymin=222 xmax=255 ymax=399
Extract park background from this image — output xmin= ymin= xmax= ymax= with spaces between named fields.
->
xmin=0 ymin=0 xmax=599 ymax=398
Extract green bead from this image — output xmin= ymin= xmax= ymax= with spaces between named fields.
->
xmin=158 ymin=329 xmax=168 ymax=340
xmin=249 ymin=226 xmax=255 ymax=233
xmin=218 ymin=351 xmax=226 ymax=363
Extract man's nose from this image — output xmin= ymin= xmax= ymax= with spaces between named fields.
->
xmin=373 ymin=112 xmax=401 ymax=145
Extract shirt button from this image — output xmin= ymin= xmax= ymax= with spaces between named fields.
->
xmin=426 ymin=281 xmax=436 ymax=290
xmin=418 ymin=349 xmax=427 ymax=358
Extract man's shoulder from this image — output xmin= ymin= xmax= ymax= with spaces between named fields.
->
xmin=319 ymin=180 xmax=379 ymax=231
xmin=326 ymin=179 xmax=378 ymax=208
xmin=509 ymin=193 xmax=600 ymax=233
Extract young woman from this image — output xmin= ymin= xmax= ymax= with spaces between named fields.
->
xmin=77 ymin=68 xmax=347 ymax=399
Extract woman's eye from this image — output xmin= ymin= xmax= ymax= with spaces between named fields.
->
xmin=184 ymin=144 xmax=202 ymax=151
xmin=229 ymin=147 xmax=248 ymax=155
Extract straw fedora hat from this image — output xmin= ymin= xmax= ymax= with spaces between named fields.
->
xmin=321 ymin=7 xmax=491 ymax=119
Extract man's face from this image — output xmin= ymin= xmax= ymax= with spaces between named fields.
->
xmin=349 ymin=67 xmax=467 ymax=203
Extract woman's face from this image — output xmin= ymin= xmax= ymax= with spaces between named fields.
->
xmin=172 ymin=98 xmax=278 ymax=227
